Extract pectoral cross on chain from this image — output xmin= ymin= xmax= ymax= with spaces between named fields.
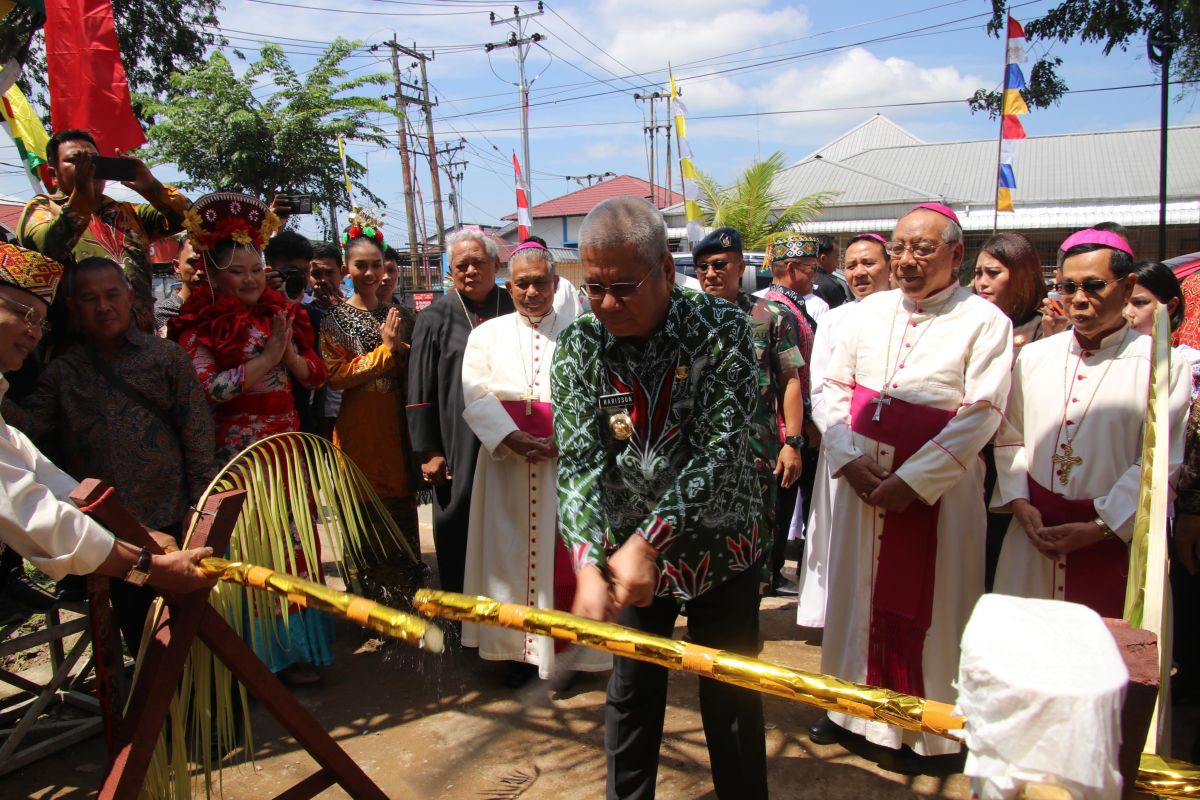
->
xmin=1052 ymin=442 xmax=1083 ymax=486
xmin=870 ymin=392 xmax=892 ymax=422
xmin=520 ymin=387 xmax=536 ymax=415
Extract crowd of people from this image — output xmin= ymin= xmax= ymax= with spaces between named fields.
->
xmin=0 ymin=125 xmax=1197 ymax=797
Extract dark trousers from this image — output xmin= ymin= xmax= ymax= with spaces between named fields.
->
xmin=109 ymin=524 xmax=183 ymax=655
xmin=605 ymin=564 xmax=768 ymax=800
xmin=771 ymin=446 xmax=818 ymax=580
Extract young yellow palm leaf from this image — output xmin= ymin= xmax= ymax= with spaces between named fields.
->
xmin=132 ymin=432 xmax=417 ymax=798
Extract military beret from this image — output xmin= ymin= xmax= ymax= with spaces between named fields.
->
xmin=692 ymin=226 xmax=743 ymax=260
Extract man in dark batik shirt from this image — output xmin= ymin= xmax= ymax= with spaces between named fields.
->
xmin=406 ymin=229 xmax=514 ymax=593
xmin=553 ymin=197 xmax=767 ymax=800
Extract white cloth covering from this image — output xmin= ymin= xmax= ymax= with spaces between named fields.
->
xmin=820 ymin=283 xmax=1013 ymax=755
xmin=958 ymin=594 xmax=1126 ymax=799
xmin=992 ymin=326 xmax=1190 ymax=602
xmin=794 ymin=300 xmax=858 ymax=627
xmin=460 ymin=307 xmax=610 ymax=679
xmin=0 ymin=377 xmax=115 ymax=580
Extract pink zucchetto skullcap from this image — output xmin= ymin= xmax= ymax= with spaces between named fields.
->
xmin=510 ymin=241 xmax=548 ymax=255
xmin=908 ymin=202 xmax=960 ymax=226
xmin=1059 ymin=228 xmax=1134 ymax=257
xmin=849 ymin=232 xmax=887 ymax=245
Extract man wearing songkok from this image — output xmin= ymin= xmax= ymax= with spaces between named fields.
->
xmin=17 ymin=129 xmax=190 ymax=330
xmin=460 ymin=242 xmax=609 ymax=684
xmin=0 ymin=243 xmax=216 ymax=593
xmin=762 ymin=234 xmax=821 ymax=595
xmin=695 ymin=226 xmax=805 ymax=597
xmin=555 ymin=197 xmax=767 ymax=799
xmin=992 ymin=229 xmax=1190 ymax=616
xmin=811 ymin=203 xmax=1013 ymax=761
xmin=407 ymin=229 xmax=514 ymax=592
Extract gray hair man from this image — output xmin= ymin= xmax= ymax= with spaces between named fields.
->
xmin=406 ymin=228 xmax=514 ymax=593
xmin=552 ymin=197 xmax=768 ymax=799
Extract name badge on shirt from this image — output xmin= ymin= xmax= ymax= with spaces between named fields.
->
xmin=598 ymin=392 xmax=634 ymax=410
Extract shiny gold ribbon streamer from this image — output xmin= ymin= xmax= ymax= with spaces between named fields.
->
xmin=201 ymin=557 xmax=443 ymax=652
xmin=412 ymin=589 xmax=962 ymax=738
xmin=1138 ymin=753 xmax=1200 ymax=797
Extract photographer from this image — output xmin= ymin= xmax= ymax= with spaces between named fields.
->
xmin=263 ymin=230 xmax=323 ymax=434
xmin=17 ymin=129 xmax=191 ymax=332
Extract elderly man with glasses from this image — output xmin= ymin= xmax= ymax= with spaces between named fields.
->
xmin=553 ymin=197 xmax=767 ymax=799
xmin=992 ymin=229 xmax=1189 ymax=616
xmin=406 ymin=229 xmax=514 ymax=593
xmin=812 ymin=203 xmax=1013 ymax=771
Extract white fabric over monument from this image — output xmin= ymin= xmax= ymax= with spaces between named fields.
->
xmin=460 ymin=307 xmax=610 ymax=678
xmin=821 ymin=283 xmax=1013 ymax=756
xmin=958 ymin=594 xmax=1126 ymax=799
xmin=991 ymin=326 xmax=1190 ymax=601
xmin=794 ymin=300 xmax=859 ymax=627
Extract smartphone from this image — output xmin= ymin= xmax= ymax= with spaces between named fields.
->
xmin=91 ymin=156 xmax=137 ymax=182
xmin=1045 ymin=290 xmax=1067 ymax=319
xmin=278 ymin=194 xmax=313 ymax=215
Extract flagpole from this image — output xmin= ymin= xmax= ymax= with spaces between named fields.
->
xmin=992 ymin=9 xmax=1010 ymax=236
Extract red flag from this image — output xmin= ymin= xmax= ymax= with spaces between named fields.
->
xmin=44 ymin=0 xmax=146 ymax=154
xmin=1001 ymin=115 xmax=1027 ymax=140
xmin=513 ymin=153 xmax=531 ymax=242
xmin=1007 ymin=14 xmax=1026 ymax=40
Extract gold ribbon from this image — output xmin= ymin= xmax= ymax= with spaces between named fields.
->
xmin=199 ymin=557 xmax=442 ymax=652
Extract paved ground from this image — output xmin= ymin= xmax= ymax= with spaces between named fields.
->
xmin=3 ymin=507 xmax=1189 ymax=798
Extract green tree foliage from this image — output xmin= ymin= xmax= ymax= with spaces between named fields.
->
xmin=969 ymin=0 xmax=1199 ymax=117
xmin=12 ymin=0 xmax=224 ymax=122
xmin=695 ymin=151 xmax=836 ymax=249
xmin=143 ymin=41 xmax=396 ymax=238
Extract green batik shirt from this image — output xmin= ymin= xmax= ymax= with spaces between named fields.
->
xmin=552 ymin=286 xmax=763 ymax=601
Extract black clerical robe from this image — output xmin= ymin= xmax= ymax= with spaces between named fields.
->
xmin=406 ymin=286 xmax=514 ymax=592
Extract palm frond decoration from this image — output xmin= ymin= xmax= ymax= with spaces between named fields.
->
xmin=695 ymin=150 xmax=839 ymax=250
xmin=132 ymin=432 xmax=417 ymax=798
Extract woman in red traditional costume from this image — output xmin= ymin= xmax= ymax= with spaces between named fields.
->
xmin=169 ymin=192 xmax=333 ymax=684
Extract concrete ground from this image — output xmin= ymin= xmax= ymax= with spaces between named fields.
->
xmin=3 ymin=505 xmax=1185 ymax=798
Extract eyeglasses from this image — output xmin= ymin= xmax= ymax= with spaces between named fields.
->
xmin=884 ymin=241 xmax=946 ymax=259
xmin=1052 ymin=278 xmax=1120 ymax=297
xmin=695 ymin=259 xmax=732 ymax=274
xmin=580 ymin=263 xmax=658 ymax=301
xmin=0 ymin=295 xmax=51 ymax=334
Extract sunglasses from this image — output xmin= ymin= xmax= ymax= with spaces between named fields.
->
xmin=695 ymin=259 xmax=732 ymax=273
xmin=580 ymin=263 xmax=658 ymax=301
xmin=1052 ymin=278 xmax=1120 ymax=297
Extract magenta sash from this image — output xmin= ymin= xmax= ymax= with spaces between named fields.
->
xmin=851 ymin=386 xmax=954 ymax=697
xmin=1026 ymin=477 xmax=1128 ymax=619
xmin=501 ymin=399 xmax=553 ymax=438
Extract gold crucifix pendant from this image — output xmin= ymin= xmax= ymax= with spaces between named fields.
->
xmin=1051 ymin=441 xmax=1083 ymax=486
xmin=520 ymin=388 xmax=535 ymax=415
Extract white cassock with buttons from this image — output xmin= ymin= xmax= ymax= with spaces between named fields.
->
xmin=460 ymin=297 xmax=611 ymax=678
xmin=821 ymin=282 xmax=1013 ymax=756
xmin=991 ymin=325 xmax=1190 ymax=611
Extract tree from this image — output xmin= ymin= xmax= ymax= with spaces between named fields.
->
xmin=968 ymin=0 xmax=1199 ymax=117
xmin=10 ymin=0 xmax=224 ymax=123
xmin=143 ymin=40 xmax=396 ymax=239
xmin=695 ymin=151 xmax=836 ymax=249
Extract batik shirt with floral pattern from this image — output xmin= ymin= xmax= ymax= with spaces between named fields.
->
xmin=552 ymin=286 xmax=763 ymax=601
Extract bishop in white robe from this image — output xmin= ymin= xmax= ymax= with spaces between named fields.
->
xmin=819 ymin=205 xmax=1013 ymax=757
xmin=460 ymin=246 xmax=610 ymax=678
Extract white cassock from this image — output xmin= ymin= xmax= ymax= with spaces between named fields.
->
xmin=794 ymin=300 xmax=859 ymax=627
xmin=461 ymin=305 xmax=611 ymax=679
xmin=992 ymin=326 xmax=1190 ymax=614
xmin=821 ymin=283 xmax=1012 ymax=756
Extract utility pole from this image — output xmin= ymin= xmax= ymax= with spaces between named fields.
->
xmin=564 ymin=172 xmax=615 ymax=187
xmin=445 ymin=160 xmax=468 ymax=228
xmin=387 ymin=37 xmax=420 ymax=276
xmin=1148 ymin=0 xmax=1177 ymax=262
xmin=635 ymin=91 xmax=669 ymax=205
xmin=487 ymin=2 xmax=545 ymax=203
xmin=437 ymin=138 xmax=467 ymax=229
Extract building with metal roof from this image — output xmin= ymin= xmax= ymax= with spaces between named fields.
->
xmin=500 ymin=174 xmax=681 ymax=247
xmin=664 ymin=115 xmax=1200 ymax=262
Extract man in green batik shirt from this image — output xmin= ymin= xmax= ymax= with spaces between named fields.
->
xmin=552 ymin=197 xmax=767 ymax=800
xmin=694 ymin=226 xmax=805 ymax=596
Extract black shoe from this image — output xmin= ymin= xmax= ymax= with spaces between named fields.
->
xmin=503 ymin=661 xmax=538 ymax=689
xmin=808 ymin=714 xmax=840 ymax=745
xmin=770 ymin=577 xmax=799 ymax=597
xmin=5 ymin=573 xmax=56 ymax=611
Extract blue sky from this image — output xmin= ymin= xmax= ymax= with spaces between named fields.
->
xmin=2 ymin=0 xmax=1196 ymax=243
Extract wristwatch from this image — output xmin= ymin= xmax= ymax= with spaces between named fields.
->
xmin=124 ymin=547 xmax=152 ymax=587
xmin=783 ymin=434 xmax=806 ymax=449
xmin=1093 ymin=516 xmax=1116 ymax=540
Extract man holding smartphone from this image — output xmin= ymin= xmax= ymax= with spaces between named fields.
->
xmin=17 ymin=129 xmax=191 ymax=332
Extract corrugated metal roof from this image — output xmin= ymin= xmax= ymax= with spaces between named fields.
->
xmin=503 ymin=174 xmax=681 ymax=220
xmin=798 ymin=114 xmax=925 ymax=162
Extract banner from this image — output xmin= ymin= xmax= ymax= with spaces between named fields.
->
xmin=996 ymin=14 xmax=1029 ymax=214
xmin=513 ymin=152 xmax=530 ymax=242
xmin=0 ymin=83 xmax=50 ymax=191
xmin=43 ymin=0 xmax=145 ymax=154
xmin=670 ymin=72 xmax=704 ymax=246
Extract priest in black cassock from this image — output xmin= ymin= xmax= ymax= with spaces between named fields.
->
xmin=406 ymin=229 xmax=515 ymax=592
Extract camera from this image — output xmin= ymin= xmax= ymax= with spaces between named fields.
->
xmin=281 ymin=267 xmax=308 ymax=301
